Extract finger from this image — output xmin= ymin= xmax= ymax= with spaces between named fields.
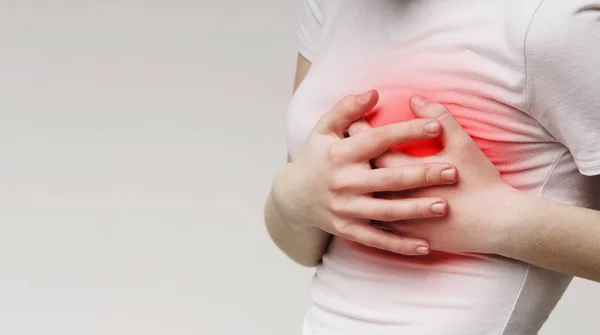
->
xmin=409 ymin=95 xmax=472 ymax=147
xmin=338 ymin=197 xmax=448 ymax=222
xmin=332 ymin=164 xmax=458 ymax=194
xmin=333 ymin=118 xmax=442 ymax=162
xmin=383 ymin=219 xmax=440 ymax=241
xmin=347 ymin=117 xmax=413 ymax=169
xmin=347 ymin=118 xmax=372 ymax=136
xmin=372 ymin=151 xmax=417 ymax=169
xmin=314 ymin=90 xmax=379 ymax=138
xmin=339 ymin=222 xmax=430 ymax=255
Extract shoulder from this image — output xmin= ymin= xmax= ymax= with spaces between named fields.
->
xmin=526 ymin=0 xmax=600 ymax=74
xmin=525 ymin=0 xmax=600 ymax=106
xmin=299 ymin=0 xmax=344 ymax=25
xmin=523 ymin=0 xmax=600 ymax=174
xmin=297 ymin=0 xmax=346 ymax=61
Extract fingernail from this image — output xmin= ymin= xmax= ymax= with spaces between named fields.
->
xmin=430 ymin=202 xmax=447 ymax=214
xmin=441 ymin=168 xmax=457 ymax=182
xmin=411 ymin=94 xmax=428 ymax=108
xmin=416 ymin=246 xmax=430 ymax=255
xmin=358 ymin=90 xmax=372 ymax=103
xmin=424 ymin=121 xmax=440 ymax=134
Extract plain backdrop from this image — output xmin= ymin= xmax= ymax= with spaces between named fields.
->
xmin=0 ymin=1 xmax=598 ymax=334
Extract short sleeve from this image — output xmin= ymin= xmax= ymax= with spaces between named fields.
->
xmin=297 ymin=0 xmax=324 ymax=62
xmin=525 ymin=1 xmax=600 ymax=176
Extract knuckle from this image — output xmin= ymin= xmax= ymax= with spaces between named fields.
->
xmin=412 ymin=202 xmax=424 ymax=218
xmin=331 ymin=218 xmax=346 ymax=232
xmin=382 ymin=205 xmax=395 ymax=221
xmin=382 ymin=124 xmax=394 ymax=142
xmin=372 ymin=125 xmax=391 ymax=144
xmin=340 ymin=95 xmax=358 ymax=110
xmin=329 ymin=173 xmax=348 ymax=192
xmin=387 ymin=169 xmax=404 ymax=190
xmin=392 ymin=168 xmax=405 ymax=188
xmin=431 ymin=102 xmax=449 ymax=114
xmin=336 ymin=220 xmax=356 ymax=237
xmin=327 ymin=144 xmax=344 ymax=165
xmin=378 ymin=170 xmax=393 ymax=190
xmin=409 ymin=120 xmax=423 ymax=137
xmin=423 ymin=165 xmax=435 ymax=184
xmin=328 ymin=198 xmax=346 ymax=215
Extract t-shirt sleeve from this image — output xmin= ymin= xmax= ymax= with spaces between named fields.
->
xmin=525 ymin=1 xmax=600 ymax=176
xmin=297 ymin=0 xmax=324 ymax=62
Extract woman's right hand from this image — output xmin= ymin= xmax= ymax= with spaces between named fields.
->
xmin=270 ymin=90 xmax=459 ymax=255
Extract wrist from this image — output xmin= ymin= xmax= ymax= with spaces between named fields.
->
xmin=264 ymin=183 xmax=330 ymax=267
xmin=270 ymin=163 xmax=295 ymax=214
xmin=492 ymin=188 xmax=540 ymax=257
xmin=270 ymin=163 xmax=311 ymax=231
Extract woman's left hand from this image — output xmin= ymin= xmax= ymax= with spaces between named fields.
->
xmin=348 ymin=95 xmax=523 ymax=255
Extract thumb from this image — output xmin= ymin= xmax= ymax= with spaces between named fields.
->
xmin=314 ymin=90 xmax=379 ymax=138
xmin=409 ymin=95 xmax=471 ymax=147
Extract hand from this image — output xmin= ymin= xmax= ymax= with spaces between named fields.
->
xmin=271 ymin=90 xmax=460 ymax=256
xmin=349 ymin=95 xmax=521 ymax=254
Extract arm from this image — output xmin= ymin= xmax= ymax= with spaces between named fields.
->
xmin=365 ymin=96 xmax=600 ymax=282
xmin=265 ymin=86 xmax=461 ymax=266
xmin=264 ymin=189 xmax=331 ymax=267
xmin=502 ymin=193 xmax=600 ymax=282
xmin=265 ymin=53 xmax=330 ymax=267
xmin=364 ymin=4 xmax=600 ymax=280
xmin=507 ymin=2 xmax=600 ymax=281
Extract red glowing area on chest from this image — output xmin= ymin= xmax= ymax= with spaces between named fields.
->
xmin=366 ymin=104 xmax=442 ymax=157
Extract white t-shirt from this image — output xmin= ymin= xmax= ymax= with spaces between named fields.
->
xmin=286 ymin=1 xmax=600 ymax=334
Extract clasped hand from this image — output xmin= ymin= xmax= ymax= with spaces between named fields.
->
xmin=348 ymin=94 xmax=521 ymax=255
xmin=272 ymin=90 xmax=521 ymax=256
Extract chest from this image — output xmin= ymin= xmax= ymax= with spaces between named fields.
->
xmin=287 ymin=0 xmax=555 ymax=188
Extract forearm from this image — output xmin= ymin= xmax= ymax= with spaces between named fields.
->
xmin=264 ymin=191 xmax=331 ymax=267
xmin=501 ymin=193 xmax=600 ymax=281
xmin=264 ymin=53 xmax=332 ymax=266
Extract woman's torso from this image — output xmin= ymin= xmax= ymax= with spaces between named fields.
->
xmin=287 ymin=1 xmax=600 ymax=334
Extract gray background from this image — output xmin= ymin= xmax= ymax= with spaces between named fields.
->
xmin=0 ymin=1 xmax=598 ymax=334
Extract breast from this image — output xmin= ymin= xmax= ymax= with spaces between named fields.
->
xmin=291 ymin=42 xmax=557 ymax=190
